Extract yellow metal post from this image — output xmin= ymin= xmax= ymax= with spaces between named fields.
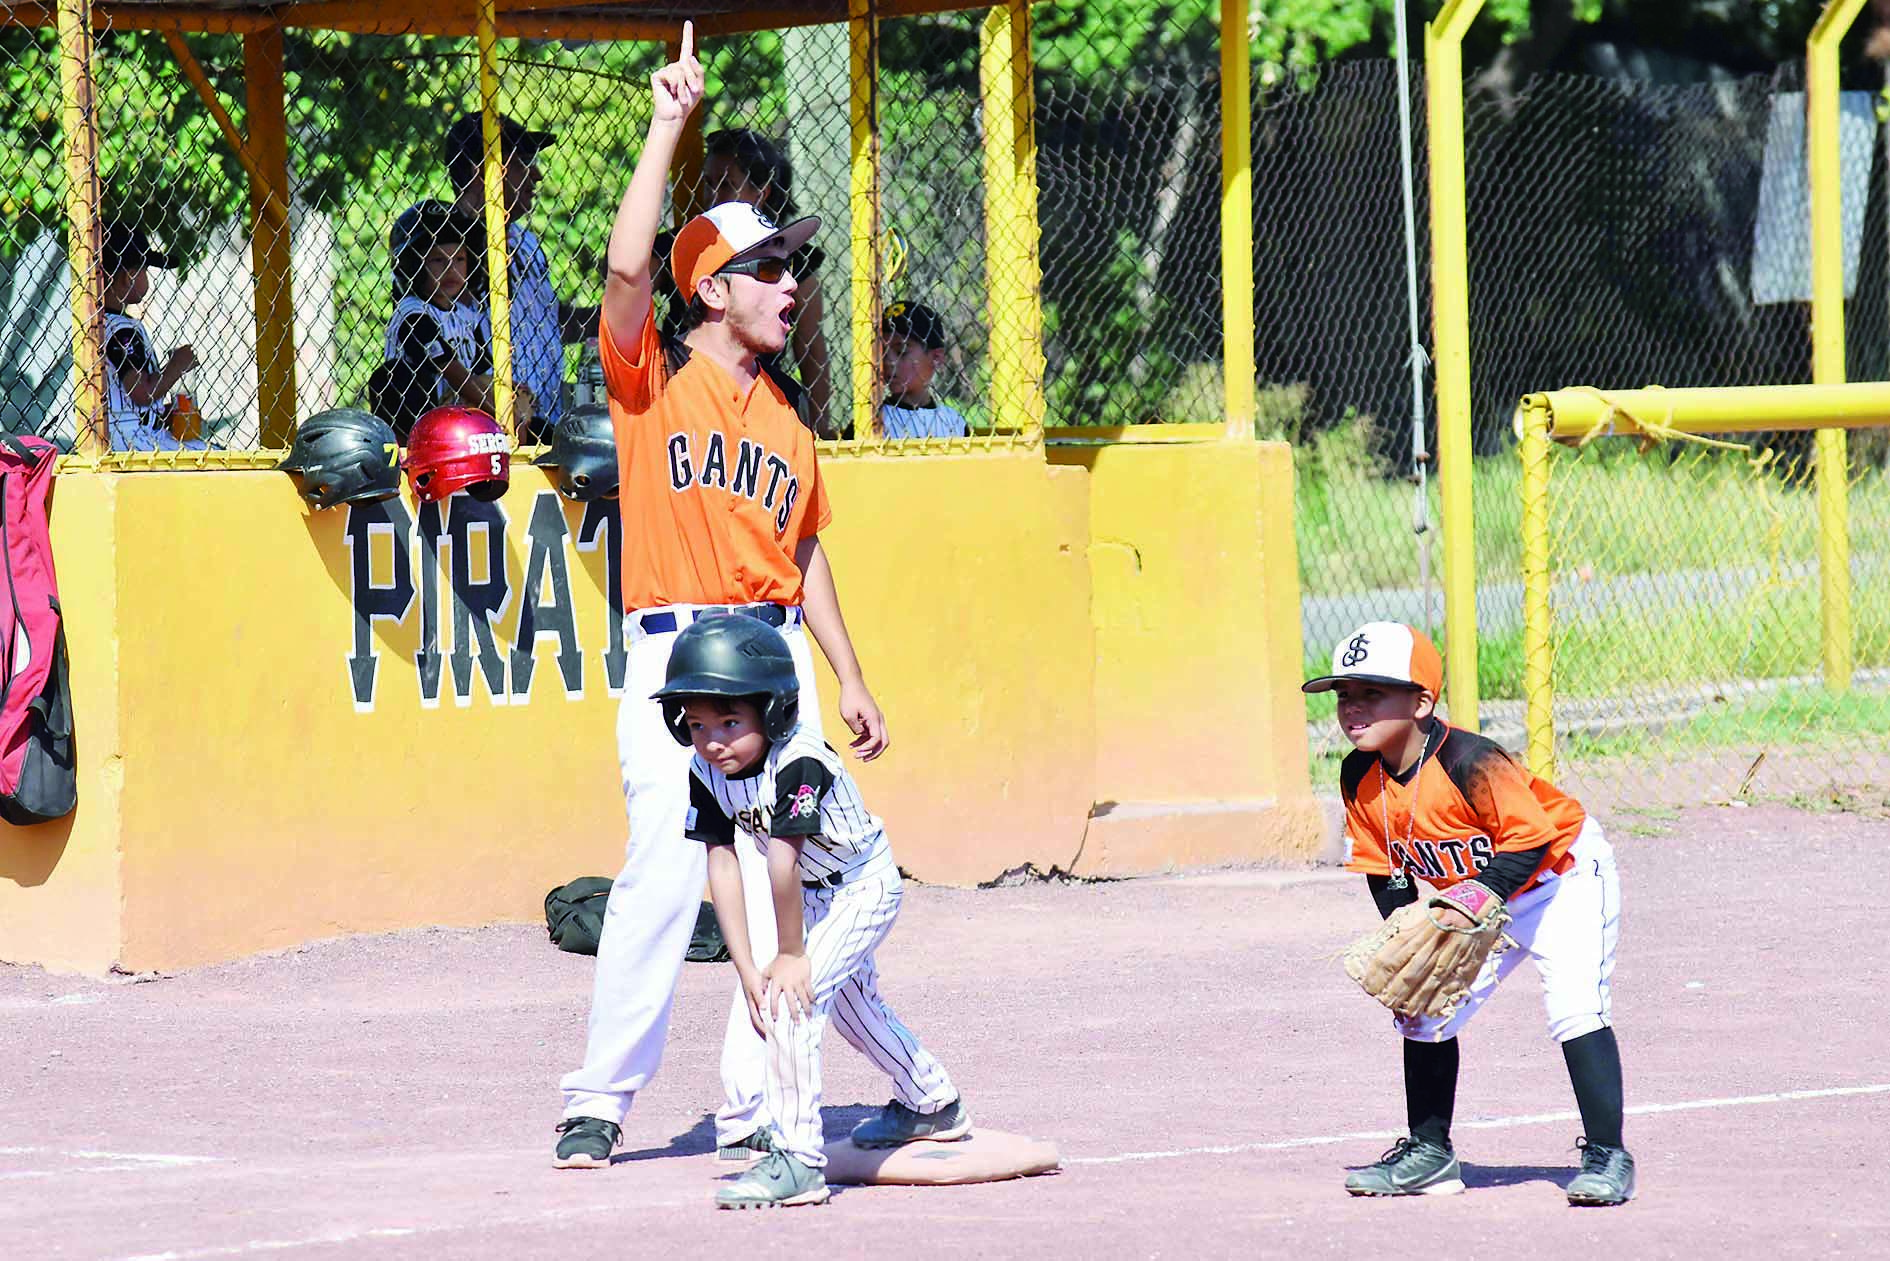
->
xmin=244 ymin=26 xmax=297 ymax=445
xmin=1008 ymin=0 xmax=1046 ymax=436
xmin=1517 ymin=397 xmax=1554 ymax=779
xmin=57 ymin=0 xmax=103 ymax=457
xmin=1220 ymin=0 xmax=1256 ymax=438
xmin=981 ymin=3 xmax=1036 ymax=434
xmin=1807 ymin=0 xmax=1863 ymax=694
xmin=475 ymin=0 xmax=516 ymax=435
xmin=850 ymin=0 xmax=881 ymax=443
xmin=1425 ymin=0 xmax=1486 ymax=730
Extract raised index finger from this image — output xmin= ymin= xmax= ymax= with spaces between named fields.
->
xmin=679 ymin=20 xmax=694 ymax=63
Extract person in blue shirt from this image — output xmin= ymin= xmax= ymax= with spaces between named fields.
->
xmin=394 ymin=112 xmax=600 ymax=442
xmin=877 ymin=301 xmax=967 ymax=440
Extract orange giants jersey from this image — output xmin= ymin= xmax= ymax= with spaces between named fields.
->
xmin=1340 ymin=721 xmax=1586 ymax=895
xmin=600 ymin=308 xmax=831 ymax=613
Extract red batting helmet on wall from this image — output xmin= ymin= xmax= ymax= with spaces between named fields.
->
xmin=403 ymin=406 xmax=511 ymax=503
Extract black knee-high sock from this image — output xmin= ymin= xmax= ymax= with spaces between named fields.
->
xmin=1405 ymin=1038 xmax=1459 ymax=1146
xmin=1562 ymin=1027 xmax=1625 ymax=1148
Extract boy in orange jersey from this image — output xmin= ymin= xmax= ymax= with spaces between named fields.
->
xmin=554 ymin=22 xmax=891 ymax=1171
xmin=1305 ymin=622 xmax=1635 ymax=1207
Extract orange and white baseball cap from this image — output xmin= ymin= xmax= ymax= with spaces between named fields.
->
xmin=1302 ymin=621 xmax=1444 ymax=696
xmin=671 ymin=201 xmax=820 ymax=300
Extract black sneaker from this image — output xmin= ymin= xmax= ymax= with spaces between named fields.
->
xmin=1566 ymin=1137 xmax=1636 ymax=1206
xmin=1344 ymin=1135 xmax=1465 ymax=1196
xmin=552 ymin=1116 xmax=620 ymax=1169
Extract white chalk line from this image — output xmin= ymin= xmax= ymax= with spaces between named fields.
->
xmin=115 ymin=1205 xmax=640 ymax=1261
xmin=0 ymin=1147 xmax=219 ymax=1166
xmin=1067 ymin=1080 xmax=1890 ymax=1166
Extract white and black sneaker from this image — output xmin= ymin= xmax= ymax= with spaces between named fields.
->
xmin=1566 ymin=1137 xmax=1636 ymax=1206
xmin=1344 ymin=1135 xmax=1466 ymax=1196
xmin=552 ymin=1116 xmax=620 ymax=1169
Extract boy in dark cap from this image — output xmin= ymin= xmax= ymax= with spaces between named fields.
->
xmin=394 ymin=111 xmax=598 ymax=440
xmin=99 ymin=222 xmax=205 ymax=452
xmin=878 ymin=301 xmax=967 ymax=439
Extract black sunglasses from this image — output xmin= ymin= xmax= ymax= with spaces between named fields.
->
xmin=716 ymin=255 xmax=792 ymax=284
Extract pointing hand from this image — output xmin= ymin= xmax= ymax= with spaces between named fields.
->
xmin=650 ymin=21 xmax=704 ymax=125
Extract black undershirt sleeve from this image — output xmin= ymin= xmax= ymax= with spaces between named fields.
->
xmin=394 ymin=313 xmax=453 ymax=368
xmin=1366 ymin=874 xmax=1419 ymax=920
xmin=104 ymin=327 xmax=148 ymax=378
xmin=684 ymin=773 xmax=736 ymax=847
xmin=1476 ymin=843 xmax=1550 ymax=902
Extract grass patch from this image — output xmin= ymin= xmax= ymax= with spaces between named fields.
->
xmin=1468 ymin=577 xmax=1890 ymax=702
xmin=1290 ymin=418 xmax=1890 ymax=598
xmin=1554 ymin=688 xmax=1890 ymax=764
xmin=1612 ymin=804 xmax=1682 ymax=837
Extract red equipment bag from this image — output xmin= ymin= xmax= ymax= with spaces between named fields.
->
xmin=0 ymin=434 xmax=75 ymax=825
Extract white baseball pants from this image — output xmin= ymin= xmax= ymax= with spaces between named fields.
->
xmin=559 ymin=606 xmax=823 ymax=1131
xmin=1398 ymin=819 xmax=1621 ymax=1045
xmin=760 ymin=851 xmax=959 ymax=1167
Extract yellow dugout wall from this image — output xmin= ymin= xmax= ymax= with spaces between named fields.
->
xmin=0 ymin=438 xmax=1316 ymax=974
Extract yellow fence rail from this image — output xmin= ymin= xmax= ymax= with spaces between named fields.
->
xmin=1516 ymin=383 xmax=1886 ymax=797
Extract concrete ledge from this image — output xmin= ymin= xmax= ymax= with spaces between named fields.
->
xmin=1070 ymin=796 xmax=1326 ymax=878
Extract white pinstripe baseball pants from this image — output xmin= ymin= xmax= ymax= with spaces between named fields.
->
xmin=760 ymin=853 xmax=958 ymax=1167
xmin=559 ymin=608 xmax=821 ymax=1131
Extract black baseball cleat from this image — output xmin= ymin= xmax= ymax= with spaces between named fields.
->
xmin=1566 ymin=1137 xmax=1636 ymax=1206
xmin=1344 ymin=1135 xmax=1466 ymax=1196
xmin=552 ymin=1116 xmax=621 ymax=1169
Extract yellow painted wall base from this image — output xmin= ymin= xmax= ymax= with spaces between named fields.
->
xmin=1075 ymin=798 xmax=1327 ymax=877
xmin=1 ymin=440 xmax=1314 ymax=974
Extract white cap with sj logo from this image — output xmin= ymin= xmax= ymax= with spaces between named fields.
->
xmin=1301 ymin=621 xmax=1445 ymax=696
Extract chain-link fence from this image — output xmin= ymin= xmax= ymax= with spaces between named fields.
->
xmin=4 ymin=3 xmax=1091 ymax=455
xmin=1476 ymin=69 xmax=1890 ymax=808
xmin=1523 ymin=420 xmax=1890 ymax=813
xmin=1279 ymin=54 xmax=1890 ymax=807
xmin=1 ymin=17 xmax=70 ymax=441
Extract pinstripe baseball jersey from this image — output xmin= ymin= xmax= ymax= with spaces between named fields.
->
xmin=684 ymin=725 xmax=887 ymax=882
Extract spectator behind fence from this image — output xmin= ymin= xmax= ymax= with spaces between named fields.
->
xmin=656 ymin=128 xmax=838 ymax=438
xmin=373 ymin=202 xmax=505 ymax=441
xmin=878 ymin=301 xmax=967 ymax=439
xmin=441 ymin=112 xmax=597 ymax=441
xmin=99 ymin=222 xmax=207 ymax=452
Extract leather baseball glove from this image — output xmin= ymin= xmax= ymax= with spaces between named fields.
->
xmin=1342 ymin=881 xmax=1512 ymax=1020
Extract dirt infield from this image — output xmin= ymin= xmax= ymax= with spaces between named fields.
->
xmin=3 ymin=802 xmax=1886 ymax=1259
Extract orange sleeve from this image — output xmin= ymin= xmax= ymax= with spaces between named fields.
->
xmin=1342 ymin=788 xmax=1392 ymax=875
xmin=599 ymin=307 xmax=661 ymax=412
xmin=799 ymin=445 xmax=833 ymax=538
xmin=1459 ymin=750 xmax=1560 ymax=854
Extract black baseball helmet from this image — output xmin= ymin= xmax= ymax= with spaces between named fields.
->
xmin=279 ymin=408 xmax=401 ymax=509
xmin=650 ymin=612 xmax=800 ymax=746
xmin=532 ymin=404 xmax=618 ymax=500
